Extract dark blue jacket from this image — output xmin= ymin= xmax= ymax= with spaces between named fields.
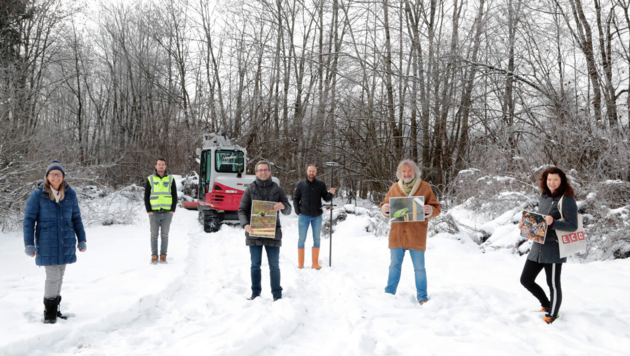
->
xmin=23 ymin=182 xmax=87 ymax=266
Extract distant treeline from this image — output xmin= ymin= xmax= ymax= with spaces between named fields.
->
xmin=2 ymin=0 xmax=630 ymax=225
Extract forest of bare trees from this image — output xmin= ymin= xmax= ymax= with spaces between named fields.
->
xmin=2 ymin=0 xmax=630 ymax=229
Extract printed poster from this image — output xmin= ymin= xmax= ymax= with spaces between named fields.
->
xmin=390 ymin=197 xmax=425 ymax=223
xmin=250 ymin=200 xmax=277 ymax=238
xmin=520 ymin=211 xmax=548 ymax=244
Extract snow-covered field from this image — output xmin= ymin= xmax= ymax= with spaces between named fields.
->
xmin=1 ymin=207 xmax=629 ymax=356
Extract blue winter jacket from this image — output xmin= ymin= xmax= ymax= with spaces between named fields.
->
xmin=23 ymin=182 xmax=87 ymax=266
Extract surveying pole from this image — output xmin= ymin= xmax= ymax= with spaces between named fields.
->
xmin=325 ymin=162 xmax=341 ymax=267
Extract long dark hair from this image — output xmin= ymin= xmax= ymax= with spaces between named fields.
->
xmin=538 ymin=166 xmax=575 ymax=196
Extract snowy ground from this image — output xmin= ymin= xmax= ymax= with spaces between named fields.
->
xmin=1 ymin=207 xmax=629 ymax=356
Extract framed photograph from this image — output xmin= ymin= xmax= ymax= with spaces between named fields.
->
xmin=250 ymin=200 xmax=277 ymax=238
xmin=389 ymin=196 xmax=425 ymax=223
xmin=520 ymin=211 xmax=548 ymax=244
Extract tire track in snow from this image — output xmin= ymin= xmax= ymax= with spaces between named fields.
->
xmin=66 ymin=219 xmax=227 ymax=355
xmin=58 ymin=220 xmax=307 ymax=356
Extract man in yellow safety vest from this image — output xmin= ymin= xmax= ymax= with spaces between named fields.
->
xmin=144 ymin=158 xmax=177 ymax=264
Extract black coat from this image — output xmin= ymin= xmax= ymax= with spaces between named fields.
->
xmin=238 ymin=178 xmax=292 ymax=247
xmin=293 ymin=178 xmax=333 ymax=217
xmin=527 ymin=193 xmax=578 ymax=264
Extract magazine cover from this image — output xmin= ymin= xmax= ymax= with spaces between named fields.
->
xmin=389 ymin=196 xmax=425 ymax=223
xmin=250 ymin=200 xmax=277 ymax=238
xmin=520 ymin=211 xmax=548 ymax=244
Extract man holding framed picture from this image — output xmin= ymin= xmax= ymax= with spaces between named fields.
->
xmin=238 ymin=160 xmax=292 ymax=301
xmin=380 ymin=160 xmax=441 ymax=305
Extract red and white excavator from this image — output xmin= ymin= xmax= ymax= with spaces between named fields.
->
xmin=184 ymin=132 xmax=280 ymax=232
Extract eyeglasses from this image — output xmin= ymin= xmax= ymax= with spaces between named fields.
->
xmin=48 ymin=173 xmax=63 ymax=178
xmin=256 ymin=169 xmax=270 ymax=173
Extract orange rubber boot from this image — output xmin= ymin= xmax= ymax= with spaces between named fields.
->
xmin=298 ymin=248 xmax=305 ymax=269
xmin=544 ymin=314 xmax=559 ymax=324
xmin=312 ymin=247 xmax=322 ymax=270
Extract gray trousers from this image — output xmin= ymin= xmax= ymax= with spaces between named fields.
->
xmin=150 ymin=211 xmax=173 ymax=256
xmin=44 ymin=265 xmax=66 ymax=299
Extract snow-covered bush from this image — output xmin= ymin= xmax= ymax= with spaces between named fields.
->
xmin=441 ymin=168 xmax=630 ymax=261
xmin=0 ymin=159 xmax=49 ymax=231
xmin=179 ymin=173 xmax=199 ymax=203
xmin=427 ymin=213 xmax=461 ymax=236
xmin=439 ymin=168 xmax=537 ymax=248
xmin=574 ymin=184 xmax=630 ymax=261
xmin=77 ymin=185 xmax=144 ymax=226
xmin=450 ymin=168 xmax=537 ymax=206
xmin=0 ymin=161 xmax=123 ymax=231
xmin=449 ymin=169 xmax=537 ymax=211
xmin=321 ymin=206 xmax=348 ymax=236
xmin=344 ymin=204 xmax=391 ymax=236
xmin=366 ymin=214 xmax=391 ymax=237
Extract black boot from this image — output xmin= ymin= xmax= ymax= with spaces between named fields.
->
xmin=43 ymin=297 xmax=58 ymax=324
xmin=56 ymin=296 xmax=67 ymax=320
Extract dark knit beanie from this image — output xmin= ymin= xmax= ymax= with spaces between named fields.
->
xmin=46 ymin=160 xmax=65 ymax=177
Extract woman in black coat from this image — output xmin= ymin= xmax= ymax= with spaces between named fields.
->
xmin=519 ymin=166 xmax=578 ymax=324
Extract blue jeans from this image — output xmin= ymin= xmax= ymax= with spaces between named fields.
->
xmin=385 ymin=248 xmax=428 ymax=301
xmin=298 ymin=214 xmax=323 ymax=248
xmin=250 ymin=245 xmax=282 ymax=299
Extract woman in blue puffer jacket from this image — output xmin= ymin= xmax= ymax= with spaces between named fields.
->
xmin=23 ymin=161 xmax=87 ymax=324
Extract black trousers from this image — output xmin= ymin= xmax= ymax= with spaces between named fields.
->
xmin=520 ymin=259 xmax=563 ymax=317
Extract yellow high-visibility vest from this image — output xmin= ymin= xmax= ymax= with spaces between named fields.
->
xmin=148 ymin=175 xmax=173 ymax=210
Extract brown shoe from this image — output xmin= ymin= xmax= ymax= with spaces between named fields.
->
xmin=160 ymin=254 xmax=167 ymax=263
xmin=151 ymin=255 xmax=158 ymax=264
xmin=312 ymin=247 xmax=322 ymax=270
xmin=298 ymin=248 xmax=305 ymax=269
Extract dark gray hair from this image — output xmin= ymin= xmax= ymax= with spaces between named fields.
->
xmin=255 ymin=160 xmax=272 ymax=171
xmin=395 ymin=160 xmax=421 ymax=181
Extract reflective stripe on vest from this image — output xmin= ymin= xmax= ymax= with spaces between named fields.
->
xmin=148 ymin=175 xmax=173 ymax=210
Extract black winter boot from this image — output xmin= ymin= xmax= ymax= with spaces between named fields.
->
xmin=56 ymin=296 xmax=67 ymax=320
xmin=43 ymin=297 xmax=58 ymax=324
